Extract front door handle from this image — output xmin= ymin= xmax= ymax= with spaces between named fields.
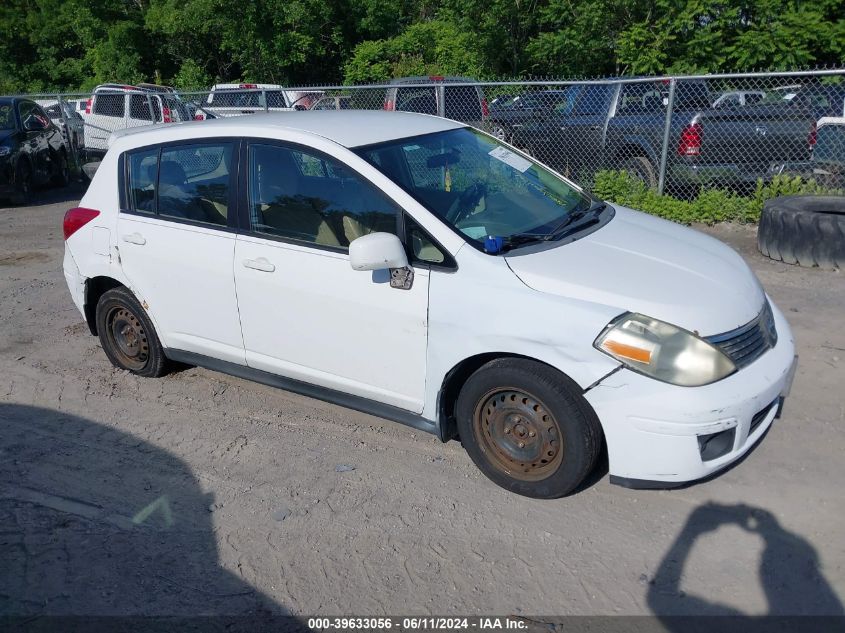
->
xmin=242 ymin=257 xmax=275 ymax=272
xmin=121 ymin=232 xmax=146 ymax=245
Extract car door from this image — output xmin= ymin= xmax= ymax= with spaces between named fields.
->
xmin=233 ymin=141 xmax=430 ymax=412
xmin=116 ymin=139 xmax=245 ymax=364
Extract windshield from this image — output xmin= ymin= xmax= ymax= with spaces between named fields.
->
xmin=355 ymin=128 xmax=592 ymax=248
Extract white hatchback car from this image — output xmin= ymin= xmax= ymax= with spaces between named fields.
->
xmin=63 ymin=111 xmax=797 ymax=498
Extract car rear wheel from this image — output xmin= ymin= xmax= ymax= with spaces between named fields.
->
xmin=623 ymin=156 xmax=658 ymax=190
xmin=456 ymin=358 xmax=602 ymax=498
xmin=96 ymin=287 xmax=170 ymax=377
xmin=490 ymin=124 xmax=509 ymax=142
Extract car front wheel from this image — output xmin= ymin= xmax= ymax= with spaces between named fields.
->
xmin=456 ymin=358 xmax=602 ymax=498
xmin=96 ymin=287 xmax=170 ymax=377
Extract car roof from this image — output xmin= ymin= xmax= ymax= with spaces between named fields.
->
xmin=109 ymin=110 xmax=465 ymax=148
xmin=818 ymin=116 xmax=845 ymax=128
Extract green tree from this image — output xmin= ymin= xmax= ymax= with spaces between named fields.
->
xmin=344 ymin=19 xmax=486 ymax=83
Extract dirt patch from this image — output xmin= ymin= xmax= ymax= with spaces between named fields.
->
xmin=0 ymin=251 xmax=51 ymax=266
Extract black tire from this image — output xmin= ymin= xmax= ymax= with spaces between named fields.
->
xmin=52 ymin=150 xmax=70 ymax=187
xmin=12 ymin=160 xmax=32 ymax=205
xmin=758 ymin=196 xmax=845 ymax=269
xmin=455 ymin=358 xmax=602 ymax=499
xmin=95 ymin=287 xmax=170 ymax=377
xmin=622 ymin=156 xmax=658 ymax=189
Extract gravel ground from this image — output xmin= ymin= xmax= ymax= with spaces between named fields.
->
xmin=1 ymin=187 xmax=843 ymax=618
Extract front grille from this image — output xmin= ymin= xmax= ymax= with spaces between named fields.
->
xmin=706 ymin=302 xmax=778 ymax=370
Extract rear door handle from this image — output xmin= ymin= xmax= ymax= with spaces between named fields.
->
xmin=242 ymin=257 xmax=275 ymax=272
xmin=121 ymin=233 xmax=146 ymax=245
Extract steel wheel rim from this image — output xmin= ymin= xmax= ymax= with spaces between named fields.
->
xmin=106 ymin=306 xmax=149 ymax=370
xmin=492 ymin=125 xmax=506 ymax=140
xmin=473 ymin=388 xmax=564 ymax=481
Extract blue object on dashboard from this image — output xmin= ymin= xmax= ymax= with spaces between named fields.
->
xmin=485 ymin=235 xmax=504 ymax=254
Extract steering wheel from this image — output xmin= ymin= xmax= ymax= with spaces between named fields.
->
xmin=446 ymin=183 xmax=487 ymax=223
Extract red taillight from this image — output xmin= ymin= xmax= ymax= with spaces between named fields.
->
xmin=429 ymin=75 xmax=444 ymax=81
xmin=678 ymin=123 xmax=702 ymax=156
xmin=808 ymin=122 xmax=817 ymax=149
xmin=481 ymin=98 xmax=489 ymax=118
xmin=85 ymin=97 xmax=92 ymax=114
xmin=240 ymin=83 xmax=257 ymax=89
xmin=162 ymin=106 xmax=172 ymax=123
xmin=63 ymin=207 xmax=100 ymax=240
xmin=384 ymin=100 xmax=394 ymax=111
xmin=193 ymin=113 xmax=204 ymax=121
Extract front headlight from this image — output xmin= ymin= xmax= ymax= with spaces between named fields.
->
xmin=595 ymin=313 xmax=736 ymax=387
xmin=0 ymin=146 xmax=10 ymax=157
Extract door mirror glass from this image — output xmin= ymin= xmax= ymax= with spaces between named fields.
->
xmin=349 ymin=232 xmax=409 ymax=271
xmin=23 ymin=114 xmax=47 ymax=131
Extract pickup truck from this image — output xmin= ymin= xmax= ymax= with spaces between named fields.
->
xmin=511 ymin=80 xmax=817 ymax=191
xmin=200 ymin=84 xmax=323 ymax=119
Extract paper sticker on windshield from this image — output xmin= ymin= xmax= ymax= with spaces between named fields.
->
xmin=489 ymin=146 xmax=532 ymax=173
xmin=461 ymin=226 xmax=487 ymax=239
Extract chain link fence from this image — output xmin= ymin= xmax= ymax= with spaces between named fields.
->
xmin=8 ymin=69 xmax=845 ymax=203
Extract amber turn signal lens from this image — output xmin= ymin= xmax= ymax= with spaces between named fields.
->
xmin=601 ymin=339 xmax=652 ymax=364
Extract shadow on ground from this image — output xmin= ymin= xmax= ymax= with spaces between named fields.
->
xmin=0 ymin=403 xmax=297 ymax=629
xmin=648 ymin=501 xmax=844 ymax=622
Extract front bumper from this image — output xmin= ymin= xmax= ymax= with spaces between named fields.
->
xmin=585 ymin=300 xmax=796 ymax=487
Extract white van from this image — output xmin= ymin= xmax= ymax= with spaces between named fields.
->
xmin=62 ymin=111 xmax=797 ymax=498
xmin=83 ymin=84 xmax=191 ymax=159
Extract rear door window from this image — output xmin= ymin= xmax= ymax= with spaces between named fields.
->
xmin=93 ymin=93 xmax=125 ymax=118
xmin=125 ymin=143 xmax=234 ymax=227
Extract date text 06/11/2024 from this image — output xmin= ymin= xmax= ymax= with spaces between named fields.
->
xmin=307 ymin=617 xmax=529 ymax=630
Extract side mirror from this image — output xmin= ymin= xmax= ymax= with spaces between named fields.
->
xmin=349 ymin=232 xmax=408 ymax=271
xmin=24 ymin=115 xmax=47 ymax=131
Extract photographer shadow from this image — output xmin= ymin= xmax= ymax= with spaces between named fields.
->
xmin=647 ymin=502 xmax=844 ymax=620
xmin=0 ymin=403 xmax=299 ymax=630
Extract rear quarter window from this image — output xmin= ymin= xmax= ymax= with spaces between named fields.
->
xmin=93 ymin=94 xmax=125 ymax=118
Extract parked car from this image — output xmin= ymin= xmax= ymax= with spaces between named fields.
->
xmin=309 ymin=95 xmax=353 ymax=110
xmin=513 ymin=79 xmax=816 ymax=190
xmin=783 ymin=84 xmax=845 ymax=119
xmin=43 ymin=101 xmax=85 ymax=151
xmin=63 ymin=110 xmax=796 ymax=498
xmin=202 ymin=84 xmax=323 ymax=118
xmin=0 ymin=97 xmax=69 ymax=203
xmin=772 ymin=116 xmax=845 ymax=189
xmin=383 ymin=76 xmax=488 ymax=128
xmin=83 ymin=84 xmax=192 ymax=160
xmin=712 ymin=90 xmax=766 ymax=108
xmin=487 ymin=89 xmax=577 ymax=142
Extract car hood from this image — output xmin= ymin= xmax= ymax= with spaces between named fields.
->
xmin=505 ymin=206 xmax=765 ymax=336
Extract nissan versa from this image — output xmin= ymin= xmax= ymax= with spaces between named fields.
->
xmin=62 ymin=111 xmax=797 ymax=498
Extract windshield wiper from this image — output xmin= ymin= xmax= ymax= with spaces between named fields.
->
xmin=545 ymin=201 xmax=607 ymax=239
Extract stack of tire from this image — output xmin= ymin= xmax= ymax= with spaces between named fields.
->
xmin=758 ymin=196 xmax=845 ymax=269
